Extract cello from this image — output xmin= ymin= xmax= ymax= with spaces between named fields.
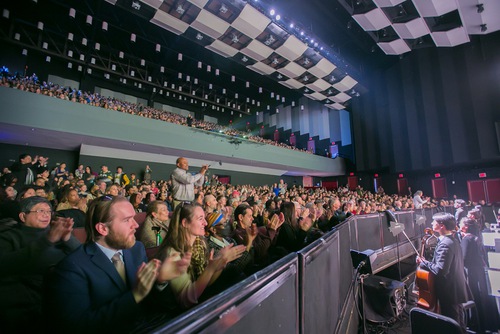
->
xmin=415 ymin=228 xmax=438 ymax=312
xmin=383 ymin=211 xmax=437 ymax=311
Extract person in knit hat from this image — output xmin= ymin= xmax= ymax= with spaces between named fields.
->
xmin=203 ymin=211 xmax=254 ymax=300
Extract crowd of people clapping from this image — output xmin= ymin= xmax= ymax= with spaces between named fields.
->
xmin=2 ymin=150 xmax=499 ymax=332
xmin=0 ymin=69 xmax=313 ymax=153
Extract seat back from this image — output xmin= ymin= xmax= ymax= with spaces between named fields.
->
xmin=134 ymin=212 xmax=147 ymax=225
xmin=410 ymin=307 xmax=462 ymax=334
xmin=145 ymin=246 xmax=160 ymax=261
xmin=72 ymin=227 xmax=87 ymax=243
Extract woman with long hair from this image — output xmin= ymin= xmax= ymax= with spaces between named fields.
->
xmin=129 ymin=192 xmax=145 ymax=213
xmin=274 ymin=201 xmax=312 ymax=253
xmin=155 ymin=203 xmax=245 ymax=310
xmin=82 ymin=166 xmax=96 ymax=188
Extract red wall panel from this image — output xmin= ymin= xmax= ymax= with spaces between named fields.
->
xmin=432 ymin=178 xmax=448 ymax=199
xmin=485 ymin=179 xmax=500 ymax=203
xmin=467 ymin=180 xmax=486 ymax=202
xmin=348 ymin=176 xmax=358 ymax=191
xmin=397 ymin=178 xmax=409 ymax=196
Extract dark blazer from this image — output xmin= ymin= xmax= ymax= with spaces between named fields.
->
xmin=420 ymin=235 xmax=468 ymax=307
xmin=45 ymin=242 xmax=149 ymax=334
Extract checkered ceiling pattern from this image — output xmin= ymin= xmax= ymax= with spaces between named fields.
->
xmin=338 ymin=0 xmax=500 ymax=55
xmin=106 ymin=0 xmax=359 ymax=111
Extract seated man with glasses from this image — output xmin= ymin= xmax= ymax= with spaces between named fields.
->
xmin=0 ymin=196 xmax=80 ymax=333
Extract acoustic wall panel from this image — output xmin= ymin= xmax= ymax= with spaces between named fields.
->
xmin=431 ymin=178 xmax=448 ymax=199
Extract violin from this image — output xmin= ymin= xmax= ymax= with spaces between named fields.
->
xmin=416 ymin=228 xmax=438 ymax=312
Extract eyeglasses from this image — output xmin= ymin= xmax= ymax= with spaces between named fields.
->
xmin=27 ymin=209 xmax=54 ymax=216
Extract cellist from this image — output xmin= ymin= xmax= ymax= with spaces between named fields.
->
xmin=416 ymin=213 xmax=469 ymax=331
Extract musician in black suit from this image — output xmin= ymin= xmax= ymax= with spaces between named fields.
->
xmin=416 ymin=212 xmax=469 ymax=330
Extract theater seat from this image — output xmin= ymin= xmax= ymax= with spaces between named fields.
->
xmin=134 ymin=212 xmax=148 ymax=239
xmin=72 ymin=227 xmax=87 ymax=244
xmin=134 ymin=212 xmax=147 ymax=225
xmin=145 ymin=246 xmax=160 ymax=261
xmin=410 ymin=308 xmax=462 ymax=334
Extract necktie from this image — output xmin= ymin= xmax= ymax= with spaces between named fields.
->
xmin=111 ymin=252 xmax=126 ymax=283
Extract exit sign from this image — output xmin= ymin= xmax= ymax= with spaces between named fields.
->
xmin=479 ymin=173 xmax=487 ymax=178
xmin=435 ymin=173 xmax=441 ymax=178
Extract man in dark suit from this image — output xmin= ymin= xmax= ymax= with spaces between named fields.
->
xmin=45 ymin=196 xmax=191 ymax=334
xmin=0 ymin=196 xmax=79 ymax=333
xmin=10 ymin=153 xmax=36 ymax=190
xmin=417 ymin=212 xmax=469 ymax=330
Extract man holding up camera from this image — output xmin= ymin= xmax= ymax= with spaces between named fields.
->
xmin=170 ymin=157 xmax=208 ymax=209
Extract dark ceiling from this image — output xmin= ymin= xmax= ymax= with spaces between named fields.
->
xmin=0 ymin=0 xmax=394 ymax=119
xmin=1 ymin=0 xmax=497 ymax=118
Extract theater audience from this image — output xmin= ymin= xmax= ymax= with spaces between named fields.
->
xmin=204 ymin=211 xmax=254 ymax=297
xmin=138 ymin=200 xmax=170 ymax=248
xmin=45 ymin=196 xmax=192 ymax=334
xmin=130 ymin=192 xmax=146 ymax=213
xmin=155 ymin=203 xmax=245 ymax=310
xmin=274 ymin=202 xmax=311 ymax=254
xmin=0 ymin=196 xmax=79 ymax=333
xmin=55 ymin=188 xmax=87 ymax=228
xmin=10 ymin=153 xmax=36 ymax=191
xmin=1 ymin=73 xmax=313 ymax=153
xmin=231 ymin=203 xmax=282 ymax=269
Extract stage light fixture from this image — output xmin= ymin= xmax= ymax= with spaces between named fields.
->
xmin=131 ymin=1 xmax=141 ymax=10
